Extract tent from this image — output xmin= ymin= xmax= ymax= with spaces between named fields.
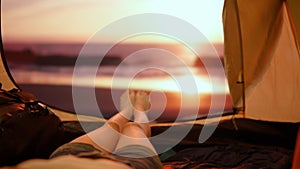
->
xmin=0 ymin=40 xmax=17 ymax=90
xmin=223 ymin=0 xmax=300 ymax=122
xmin=223 ymin=0 xmax=300 ymax=167
xmin=0 ymin=0 xmax=300 ymax=168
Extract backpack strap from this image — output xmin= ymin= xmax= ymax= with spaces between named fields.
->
xmin=0 ymin=88 xmax=38 ymax=104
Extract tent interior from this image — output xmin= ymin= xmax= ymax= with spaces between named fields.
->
xmin=1 ymin=0 xmax=300 ymax=168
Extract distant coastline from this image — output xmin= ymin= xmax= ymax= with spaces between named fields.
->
xmin=5 ymin=49 xmax=122 ymax=67
xmin=4 ymin=42 xmax=224 ymax=67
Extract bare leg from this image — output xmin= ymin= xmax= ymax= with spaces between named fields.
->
xmin=115 ymin=91 xmax=157 ymax=155
xmin=71 ymin=90 xmax=135 ymax=154
xmin=133 ymin=90 xmax=151 ymax=137
xmin=106 ymin=89 xmax=135 ymax=129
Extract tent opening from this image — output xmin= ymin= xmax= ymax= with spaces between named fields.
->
xmin=1 ymin=0 xmax=232 ymax=122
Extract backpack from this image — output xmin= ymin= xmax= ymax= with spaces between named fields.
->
xmin=0 ymin=87 xmax=76 ymax=166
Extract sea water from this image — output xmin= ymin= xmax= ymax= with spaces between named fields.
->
xmin=3 ymin=43 xmax=231 ymax=121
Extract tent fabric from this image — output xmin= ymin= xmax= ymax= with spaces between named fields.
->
xmin=222 ymin=0 xmax=244 ymax=109
xmin=246 ymin=5 xmax=300 ymax=122
xmin=0 ymin=50 xmax=17 ymax=90
xmin=223 ymin=0 xmax=283 ymax=108
xmin=223 ymin=0 xmax=300 ymax=122
xmin=287 ymin=0 xmax=300 ymax=54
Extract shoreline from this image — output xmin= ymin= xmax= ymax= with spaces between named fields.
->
xmin=20 ymin=84 xmax=232 ymax=121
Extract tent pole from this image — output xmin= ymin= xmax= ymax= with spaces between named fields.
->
xmin=234 ymin=0 xmax=246 ymax=117
xmin=285 ymin=1 xmax=300 ymax=56
xmin=292 ymin=124 xmax=300 ymax=169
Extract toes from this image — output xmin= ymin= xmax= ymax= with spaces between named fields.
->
xmin=136 ymin=90 xmax=147 ymax=97
xmin=134 ymin=90 xmax=151 ymax=111
xmin=129 ymin=89 xmax=135 ymax=95
xmin=129 ymin=89 xmax=136 ymax=106
xmin=120 ymin=90 xmax=136 ymax=111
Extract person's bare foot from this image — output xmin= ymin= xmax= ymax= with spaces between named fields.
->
xmin=118 ymin=89 xmax=136 ymax=122
xmin=134 ymin=90 xmax=151 ymax=112
xmin=133 ymin=90 xmax=151 ymax=137
xmin=120 ymin=90 xmax=136 ymax=112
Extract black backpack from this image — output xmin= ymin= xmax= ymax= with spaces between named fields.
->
xmin=0 ymin=87 xmax=80 ymax=166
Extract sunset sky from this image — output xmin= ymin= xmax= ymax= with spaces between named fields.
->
xmin=1 ymin=0 xmax=224 ymax=44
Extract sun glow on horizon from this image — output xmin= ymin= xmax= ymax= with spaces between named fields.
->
xmin=12 ymin=68 xmax=228 ymax=95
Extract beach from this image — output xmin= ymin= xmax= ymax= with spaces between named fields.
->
xmin=6 ymin=42 xmax=232 ymax=121
xmin=20 ymin=84 xmax=232 ymax=122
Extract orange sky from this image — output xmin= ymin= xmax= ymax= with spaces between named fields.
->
xmin=1 ymin=0 xmax=224 ymax=44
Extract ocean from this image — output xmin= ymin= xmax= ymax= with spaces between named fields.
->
xmin=3 ymin=42 xmax=232 ymax=121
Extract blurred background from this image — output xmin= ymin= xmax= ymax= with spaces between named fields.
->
xmin=1 ymin=0 xmax=232 ymax=121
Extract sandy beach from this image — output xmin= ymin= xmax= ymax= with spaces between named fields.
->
xmin=20 ymin=84 xmax=232 ymax=122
